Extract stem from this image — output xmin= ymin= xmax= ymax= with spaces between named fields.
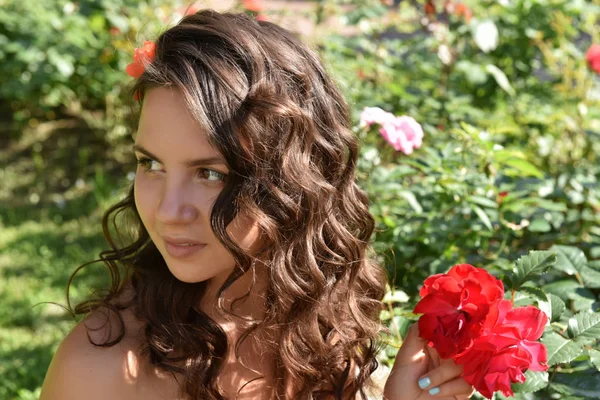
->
xmin=575 ymin=272 xmax=584 ymax=286
xmin=387 ymin=301 xmax=402 ymax=343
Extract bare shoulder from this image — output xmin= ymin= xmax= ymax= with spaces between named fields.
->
xmin=40 ymin=301 xmax=148 ymax=400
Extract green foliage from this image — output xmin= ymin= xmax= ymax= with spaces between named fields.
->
xmin=0 ymin=0 xmax=179 ymax=139
xmin=551 ymin=371 xmax=600 ymax=398
xmin=507 ymin=250 xmax=556 ymax=290
xmin=512 ymin=370 xmax=549 ymax=394
xmin=316 ymin=0 xmax=600 ymax=397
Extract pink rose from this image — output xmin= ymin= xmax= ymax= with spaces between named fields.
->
xmin=359 ymin=107 xmax=395 ymax=128
xmin=379 ymin=116 xmax=424 ymax=155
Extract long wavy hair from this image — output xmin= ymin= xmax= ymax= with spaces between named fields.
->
xmin=67 ymin=9 xmax=387 ymax=400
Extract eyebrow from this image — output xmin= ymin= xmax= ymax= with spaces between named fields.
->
xmin=133 ymin=144 xmax=226 ymax=167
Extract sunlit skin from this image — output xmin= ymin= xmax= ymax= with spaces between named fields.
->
xmin=132 ymin=87 xmax=473 ymax=400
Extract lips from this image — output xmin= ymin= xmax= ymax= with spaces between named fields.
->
xmin=162 ymin=236 xmax=207 ymax=259
xmin=162 ymin=236 xmax=206 ymax=246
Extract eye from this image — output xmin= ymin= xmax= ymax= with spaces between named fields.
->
xmin=136 ymin=157 xmax=162 ymax=172
xmin=197 ymin=168 xmax=227 ymax=183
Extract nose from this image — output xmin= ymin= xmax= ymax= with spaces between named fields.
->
xmin=156 ymin=179 xmax=199 ymax=225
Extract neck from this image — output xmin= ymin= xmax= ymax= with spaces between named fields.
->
xmin=198 ymin=262 xmax=270 ymax=335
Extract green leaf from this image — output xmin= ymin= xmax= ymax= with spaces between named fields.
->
xmin=456 ymin=61 xmax=488 ymax=85
xmin=550 ymin=370 xmax=600 ymax=398
xmin=512 ymin=370 xmax=548 ymax=393
xmin=504 ymin=158 xmax=544 ymax=178
xmin=472 ymin=204 xmax=493 ymax=231
xmin=539 ymin=293 xmax=566 ymax=322
xmin=382 ymin=289 xmax=409 ymax=303
xmin=589 ymin=349 xmax=600 ymax=372
xmin=552 ymin=245 xmax=588 ymax=276
xmin=518 ymin=286 xmax=548 ymax=303
xmin=544 ymin=280 xmax=596 ymax=312
xmin=48 ymin=52 xmax=75 ymax=78
xmin=467 ymin=195 xmax=499 ymax=209
xmin=543 ymin=279 xmax=582 ymax=300
xmin=588 ymin=260 xmax=600 ymax=271
xmin=567 ymin=312 xmax=600 ymax=343
xmin=398 ymin=190 xmax=423 ymax=214
xmin=542 ymin=331 xmax=583 ymax=366
xmin=529 ymin=218 xmax=552 ymax=232
xmin=532 ymin=199 xmax=568 ymax=212
xmin=486 ymin=64 xmax=516 ymax=96
xmin=88 ymin=14 xmax=106 ymax=33
xmin=510 ymin=251 xmax=556 ymax=290
xmin=580 ymin=266 xmax=600 ymax=288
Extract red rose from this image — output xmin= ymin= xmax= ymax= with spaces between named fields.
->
xmin=414 ymin=264 xmax=504 ymax=358
xmin=586 ymin=44 xmax=600 ymax=74
xmin=454 ymin=301 xmax=548 ymax=399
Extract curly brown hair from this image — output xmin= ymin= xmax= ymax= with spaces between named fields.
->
xmin=66 ymin=9 xmax=387 ymax=400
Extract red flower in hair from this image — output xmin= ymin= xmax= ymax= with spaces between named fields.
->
xmin=125 ymin=41 xmax=156 ymax=79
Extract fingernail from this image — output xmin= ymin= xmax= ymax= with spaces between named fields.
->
xmin=429 ymin=387 xmax=440 ymax=395
xmin=418 ymin=377 xmax=431 ymax=389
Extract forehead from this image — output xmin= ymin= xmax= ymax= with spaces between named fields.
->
xmin=136 ymin=87 xmax=216 ymax=156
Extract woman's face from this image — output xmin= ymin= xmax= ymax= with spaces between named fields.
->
xmin=133 ymin=87 xmax=263 ymax=285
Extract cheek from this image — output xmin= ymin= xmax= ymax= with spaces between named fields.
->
xmin=134 ymin=176 xmax=156 ymax=229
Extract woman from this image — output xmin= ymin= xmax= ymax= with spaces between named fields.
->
xmin=40 ymin=10 xmax=472 ymax=400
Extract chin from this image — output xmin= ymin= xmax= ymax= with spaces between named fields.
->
xmin=165 ymin=263 xmax=215 ymax=284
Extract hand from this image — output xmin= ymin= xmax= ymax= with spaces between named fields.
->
xmin=382 ymin=324 xmax=474 ymax=400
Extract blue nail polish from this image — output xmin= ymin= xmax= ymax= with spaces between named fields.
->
xmin=429 ymin=387 xmax=440 ymax=396
xmin=418 ymin=377 xmax=431 ymax=389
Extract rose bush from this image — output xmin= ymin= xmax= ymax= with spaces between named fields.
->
xmin=316 ymin=0 xmax=600 ymax=398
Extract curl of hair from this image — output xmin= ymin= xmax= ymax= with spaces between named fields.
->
xmin=67 ymin=10 xmax=388 ymax=400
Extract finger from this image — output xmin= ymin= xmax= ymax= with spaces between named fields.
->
xmin=424 ymin=377 xmax=474 ymax=398
xmin=425 ymin=343 xmax=441 ymax=368
xmin=392 ymin=323 xmax=427 ymax=369
xmin=384 ymin=324 xmax=430 ymax=399
xmin=417 ymin=362 xmax=463 ymax=391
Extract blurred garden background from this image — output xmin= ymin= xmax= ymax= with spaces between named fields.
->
xmin=1 ymin=0 xmax=600 ymax=398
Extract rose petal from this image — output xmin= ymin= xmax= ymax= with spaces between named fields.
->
xmin=126 ymin=62 xmax=145 ymax=78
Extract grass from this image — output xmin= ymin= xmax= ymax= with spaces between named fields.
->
xmin=0 ymin=119 xmax=131 ymax=399
xmin=0 ymin=212 xmax=114 ymax=399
